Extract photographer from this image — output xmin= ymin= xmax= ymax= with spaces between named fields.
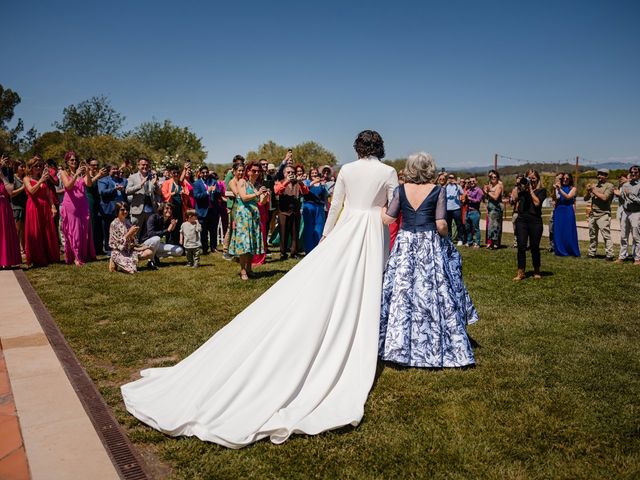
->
xmin=274 ymin=165 xmax=309 ymax=259
xmin=513 ymin=169 xmax=547 ymax=280
xmin=126 ymin=157 xmax=159 ymax=241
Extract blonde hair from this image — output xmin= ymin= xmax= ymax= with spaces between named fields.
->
xmin=404 ymin=152 xmax=436 ymax=184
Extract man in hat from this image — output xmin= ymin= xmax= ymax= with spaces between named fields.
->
xmin=584 ymin=168 xmax=615 ymax=260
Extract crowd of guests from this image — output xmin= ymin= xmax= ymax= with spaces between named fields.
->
xmin=0 ymin=151 xmax=336 ymax=279
xmin=1 ymin=151 xmax=638 ymax=277
xmin=399 ymin=164 xmax=640 ymax=279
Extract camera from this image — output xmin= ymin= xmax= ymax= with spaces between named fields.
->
xmin=518 ymin=177 xmax=530 ymax=186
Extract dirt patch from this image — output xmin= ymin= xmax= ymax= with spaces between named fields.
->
xmin=136 ymin=443 xmax=173 ymax=479
xmin=146 ymin=354 xmax=180 ymax=367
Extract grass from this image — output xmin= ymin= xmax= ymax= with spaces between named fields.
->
xmin=25 ymin=233 xmax=639 ymax=479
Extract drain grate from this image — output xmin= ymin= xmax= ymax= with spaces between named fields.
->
xmin=15 ymin=271 xmax=152 ymax=480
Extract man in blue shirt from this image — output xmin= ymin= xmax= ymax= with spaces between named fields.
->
xmin=445 ymin=174 xmax=465 ymax=245
xmin=98 ymin=165 xmax=128 ymax=253
xmin=193 ymin=166 xmax=222 ymax=254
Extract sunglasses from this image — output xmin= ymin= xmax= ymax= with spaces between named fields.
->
xmin=119 ymin=208 xmax=129 ymax=212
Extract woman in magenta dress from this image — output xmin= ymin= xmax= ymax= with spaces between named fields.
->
xmin=59 ymin=151 xmax=96 ymax=266
xmin=24 ymin=157 xmax=59 ymax=267
xmin=0 ymin=156 xmax=22 ymax=267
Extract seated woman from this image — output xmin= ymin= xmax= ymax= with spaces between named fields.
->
xmin=379 ymin=152 xmax=479 ymax=368
xmin=108 ymin=202 xmax=155 ymax=274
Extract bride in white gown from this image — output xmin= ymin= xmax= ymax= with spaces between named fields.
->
xmin=121 ymin=130 xmax=399 ymax=448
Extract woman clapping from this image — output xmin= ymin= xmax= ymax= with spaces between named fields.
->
xmin=229 ymin=163 xmax=268 ymax=280
xmin=59 ymin=151 xmax=96 ymax=265
xmin=552 ymin=173 xmax=580 ymax=257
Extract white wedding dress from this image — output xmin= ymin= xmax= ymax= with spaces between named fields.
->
xmin=121 ymin=156 xmax=398 ymax=448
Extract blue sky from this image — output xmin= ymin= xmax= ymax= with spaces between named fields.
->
xmin=3 ymin=0 xmax=639 ymax=168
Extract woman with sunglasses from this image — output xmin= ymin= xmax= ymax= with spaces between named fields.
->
xmin=228 ymin=162 xmax=268 ymax=279
xmin=108 ymin=202 xmax=155 ymax=274
xmin=552 ymin=172 xmax=580 ymax=257
xmin=483 ymin=169 xmax=504 ymax=249
xmin=23 ymin=156 xmax=60 ymax=267
xmin=59 ymin=151 xmax=96 ymax=266
xmin=244 ymin=162 xmax=271 ymax=267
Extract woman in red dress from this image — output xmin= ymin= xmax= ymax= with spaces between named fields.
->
xmin=0 ymin=156 xmax=21 ymax=268
xmin=24 ymin=156 xmax=60 ymax=267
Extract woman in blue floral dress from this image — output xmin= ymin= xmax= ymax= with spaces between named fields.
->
xmin=229 ymin=163 xmax=267 ymax=280
xmin=379 ymin=152 xmax=479 ymax=368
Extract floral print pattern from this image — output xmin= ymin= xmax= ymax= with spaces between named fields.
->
xmin=379 ymin=230 xmax=479 ymax=368
xmin=486 ymin=200 xmax=503 ymax=247
xmin=109 ymin=218 xmax=139 ymax=273
xmin=229 ymin=183 xmax=264 ymax=256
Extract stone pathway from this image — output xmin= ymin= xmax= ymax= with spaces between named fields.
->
xmin=0 ymin=271 xmax=121 ymax=480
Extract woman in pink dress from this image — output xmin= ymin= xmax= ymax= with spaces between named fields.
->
xmin=59 ymin=151 xmax=96 ymax=266
xmin=24 ymin=156 xmax=60 ymax=267
xmin=0 ymin=156 xmax=22 ymax=268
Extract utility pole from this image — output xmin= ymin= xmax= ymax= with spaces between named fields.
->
xmin=575 ymin=156 xmax=580 ymax=185
xmin=494 ymin=153 xmax=498 ymax=172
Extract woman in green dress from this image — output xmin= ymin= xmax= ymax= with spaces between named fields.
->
xmin=228 ymin=163 xmax=268 ymax=280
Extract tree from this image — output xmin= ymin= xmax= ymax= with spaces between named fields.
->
xmin=0 ymin=84 xmax=39 ymax=156
xmin=246 ymin=140 xmax=337 ymax=169
xmin=132 ymin=119 xmax=207 ymax=166
xmin=54 ymin=95 xmax=125 ymax=137
xmin=0 ymin=85 xmax=21 ymax=130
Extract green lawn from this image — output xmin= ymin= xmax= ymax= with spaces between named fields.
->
xmin=25 ymin=235 xmax=639 ymax=479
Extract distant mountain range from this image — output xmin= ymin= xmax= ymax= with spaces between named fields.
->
xmin=443 ymin=161 xmax=636 ymax=174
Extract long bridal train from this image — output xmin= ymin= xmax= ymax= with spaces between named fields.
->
xmin=121 ymin=157 xmax=398 ymax=448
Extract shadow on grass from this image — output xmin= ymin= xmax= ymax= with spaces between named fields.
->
xmin=250 ymin=269 xmax=290 ymax=279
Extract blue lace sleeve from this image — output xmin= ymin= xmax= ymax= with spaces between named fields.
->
xmin=386 ymin=186 xmax=401 ymax=218
xmin=436 ymin=186 xmax=446 ymax=221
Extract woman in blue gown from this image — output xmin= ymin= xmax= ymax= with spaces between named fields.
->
xmin=302 ymin=167 xmax=328 ymax=253
xmin=379 ymin=152 xmax=479 ymax=368
xmin=552 ymin=173 xmax=580 ymax=257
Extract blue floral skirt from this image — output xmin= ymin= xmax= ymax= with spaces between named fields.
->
xmin=379 ymin=229 xmax=479 ymax=368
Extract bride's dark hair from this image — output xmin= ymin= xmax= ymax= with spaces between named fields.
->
xmin=353 ymin=130 xmax=385 ymax=159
